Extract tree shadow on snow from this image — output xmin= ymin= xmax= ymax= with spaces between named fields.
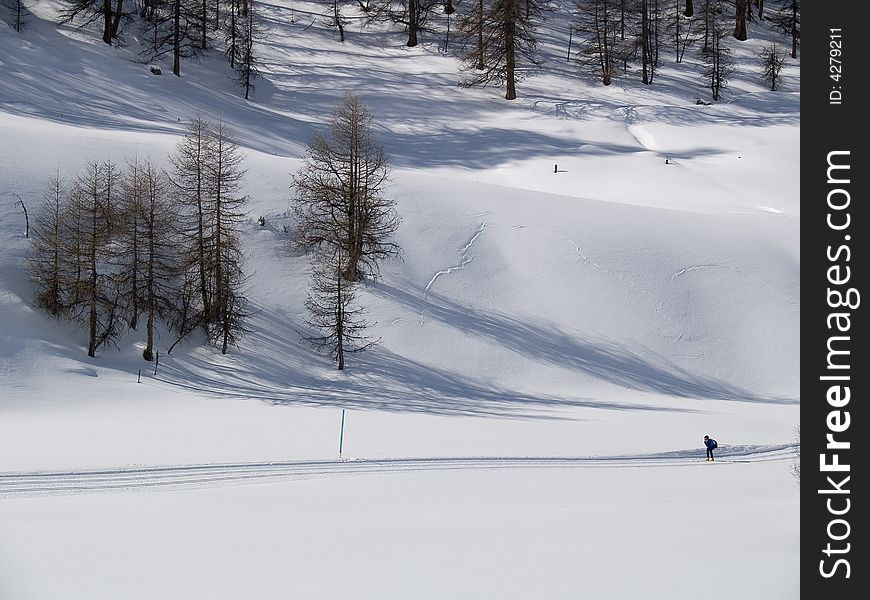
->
xmin=150 ymin=303 xmax=692 ymax=419
xmin=369 ymin=281 xmax=797 ymax=406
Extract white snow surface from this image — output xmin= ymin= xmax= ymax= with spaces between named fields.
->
xmin=1 ymin=2 xmax=798 ymax=598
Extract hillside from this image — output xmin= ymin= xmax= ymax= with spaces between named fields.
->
xmin=0 ymin=2 xmax=799 ymax=598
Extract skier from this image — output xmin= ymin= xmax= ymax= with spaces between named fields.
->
xmin=704 ymin=435 xmax=718 ymax=461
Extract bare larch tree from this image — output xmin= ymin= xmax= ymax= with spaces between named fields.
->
xmin=638 ymin=0 xmax=662 ymax=84
xmin=770 ymin=0 xmax=798 ymax=58
xmin=58 ymin=0 xmax=131 ymax=45
xmin=68 ymin=161 xmax=124 ymax=356
xmin=168 ymin=117 xmax=249 ymax=354
xmin=233 ymin=0 xmax=261 ymax=99
xmin=207 ymin=120 xmax=249 ymax=354
xmin=117 ymin=157 xmax=147 ymax=330
xmin=460 ymin=0 xmax=544 ymax=100
xmin=292 ymin=93 xmax=400 ymax=283
xmin=117 ymin=158 xmax=178 ymax=360
xmin=137 ymin=0 xmax=204 ymax=76
xmin=701 ymin=4 xmax=734 ymax=101
xmin=573 ymin=0 xmax=619 ymax=85
xmin=304 ymin=250 xmax=376 ymax=370
xmin=325 ymin=0 xmax=348 ymax=42
xmin=668 ymin=0 xmax=698 ymax=63
xmin=28 ymin=174 xmax=69 ymax=317
xmin=169 ymin=116 xmax=214 ymax=337
xmin=456 ymin=0 xmax=489 ymax=71
xmin=367 ymin=0 xmax=443 ymax=47
xmin=759 ymin=41 xmax=787 ymax=90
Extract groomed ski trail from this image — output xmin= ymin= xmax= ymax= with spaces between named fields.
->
xmin=0 ymin=445 xmax=795 ymax=498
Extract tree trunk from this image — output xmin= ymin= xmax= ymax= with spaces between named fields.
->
xmin=229 ymin=0 xmax=237 ymax=68
xmin=757 ymin=0 xmax=764 ymax=20
xmin=334 ymin=0 xmax=345 ymax=42
xmin=197 ymin=202 xmax=209 ymax=315
xmin=504 ymin=12 xmax=516 ymax=100
xmin=601 ymin=0 xmax=611 ymax=85
xmin=641 ymin=0 xmax=649 ymax=84
xmin=221 ymin=273 xmax=229 ymax=354
xmin=214 ymin=158 xmax=223 ymax=333
xmin=734 ymin=0 xmax=747 ymax=40
xmin=345 ymin=154 xmax=358 ymax=281
xmin=790 ymin=2 xmax=797 ymax=58
xmin=52 ymin=195 xmax=61 ymax=313
xmin=111 ymin=0 xmax=124 ymax=38
xmin=652 ymin=0 xmax=659 ymax=78
xmin=620 ymin=0 xmax=627 ymax=72
xmin=336 ymin=273 xmax=345 ymax=370
xmin=103 ymin=0 xmax=113 ymax=44
xmin=193 ymin=127 xmax=210 ymax=317
xmin=144 ymin=201 xmax=155 ymax=361
xmin=407 ymin=0 xmax=418 ymax=46
xmin=702 ymin=0 xmax=710 ymax=54
xmin=144 ymin=311 xmax=154 ymax=360
xmin=202 ymin=0 xmax=208 ymax=49
xmin=88 ymin=290 xmax=97 ymax=357
xmin=173 ymin=0 xmax=181 ymax=76
xmin=711 ymin=36 xmax=720 ymax=100
xmin=477 ymin=0 xmax=484 ymax=69
xmin=130 ymin=214 xmax=139 ymax=330
xmin=684 ymin=0 xmax=692 ymax=17
xmin=88 ymin=174 xmax=99 ymax=357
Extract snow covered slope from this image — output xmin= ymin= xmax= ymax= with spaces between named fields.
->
xmin=1 ymin=2 xmax=798 ymax=598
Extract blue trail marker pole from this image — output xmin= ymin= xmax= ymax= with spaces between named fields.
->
xmin=339 ymin=409 xmax=346 ymax=459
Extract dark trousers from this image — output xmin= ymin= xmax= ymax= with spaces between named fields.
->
xmin=706 ymin=448 xmax=714 ymax=459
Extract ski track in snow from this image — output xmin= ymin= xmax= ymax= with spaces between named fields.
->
xmin=0 ymin=445 xmax=795 ymax=498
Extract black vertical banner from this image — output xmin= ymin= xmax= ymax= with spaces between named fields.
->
xmin=803 ymin=0 xmax=864 ymax=596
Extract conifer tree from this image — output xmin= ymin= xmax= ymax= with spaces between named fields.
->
xmin=28 ymin=174 xmax=69 ymax=317
xmin=759 ymin=42 xmax=787 ymax=91
xmin=701 ymin=8 xmax=734 ymax=101
xmin=207 ymin=120 xmax=250 ymax=354
xmin=67 ymin=162 xmax=125 ymax=356
xmin=459 ymin=0 xmax=544 ymax=100
xmin=117 ymin=159 xmax=178 ymax=360
xmin=293 ymin=94 xmax=400 ymax=283
xmin=304 ymin=251 xmax=375 ymax=370
xmin=573 ymin=0 xmax=619 ymax=85
xmin=233 ymin=0 xmax=261 ymax=99
xmin=169 ymin=116 xmax=214 ymax=332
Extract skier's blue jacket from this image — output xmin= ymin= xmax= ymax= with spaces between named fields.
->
xmin=705 ymin=438 xmax=717 ymax=449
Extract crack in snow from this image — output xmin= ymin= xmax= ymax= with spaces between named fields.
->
xmin=670 ymin=264 xmax=799 ymax=308
xmin=563 ymin=236 xmax=707 ymax=350
xmin=670 ymin=264 xmax=724 ymax=281
xmin=423 ymin=222 xmax=487 ymax=302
